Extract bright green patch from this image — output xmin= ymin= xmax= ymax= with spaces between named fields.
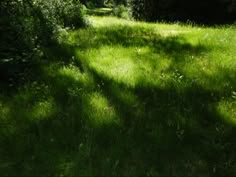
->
xmin=85 ymin=92 xmax=120 ymax=126
xmin=217 ymin=98 xmax=236 ymax=125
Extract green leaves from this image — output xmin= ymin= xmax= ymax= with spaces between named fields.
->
xmin=0 ymin=0 xmax=87 ymax=85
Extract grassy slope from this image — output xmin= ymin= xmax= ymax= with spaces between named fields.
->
xmin=1 ymin=11 xmax=236 ymax=176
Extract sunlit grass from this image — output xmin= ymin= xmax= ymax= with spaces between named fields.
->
xmin=76 ymin=45 xmax=173 ymax=88
xmin=30 ymin=99 xmax=56 ymax=121
xmin=84 ymin=92 xmax=120 ymax=126
xmin=57 ymin=65 xmax=94 ymax=88
xmin=217 ymin=98 xmax=236 ymax=125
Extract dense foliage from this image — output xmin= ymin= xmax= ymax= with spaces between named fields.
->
xmin=80 ymin=0 xmax=127 ymax=7
xmin=113 ymin=0 xmax=127 ymax=5
xmin=129 ymin=0 xmax=236 ymax=23
xmin=0 ymin=0 xmax=86 ymax=83
xmin=81 ymin=0 xmax=105 ymax=7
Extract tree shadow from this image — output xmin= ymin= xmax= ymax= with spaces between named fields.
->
xmin=84 ymin=56 xmax=236 ymax=176
xmin=72 ymin=25 xmax=209 ymax=52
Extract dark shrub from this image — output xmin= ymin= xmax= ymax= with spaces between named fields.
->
xmin=0 ymin=0 xmax=86 ymax=83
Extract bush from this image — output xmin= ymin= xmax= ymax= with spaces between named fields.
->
xmin=128 ymin=0 xmax=145 ymax=20
xmin=80 ymin=0 xmax=105 ymax=8
xmin=34 ymin=0 xmax=87 ymax=29
xmin=0 ymin=0 xmax=86 ymax=83
xmin=113 ymin=4 xmax=130 ymax=19
xmin=113 ymin=0 xmax=128 ymax=5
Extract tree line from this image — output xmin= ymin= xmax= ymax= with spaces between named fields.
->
xmin=80 ymin=0 xmax=236 ymax=23
xmin=129 ymin=0 xmax=236 ymax=24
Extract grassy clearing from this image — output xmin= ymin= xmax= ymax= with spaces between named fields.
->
xmin=1 ymin=10 xmax=236 ymax=176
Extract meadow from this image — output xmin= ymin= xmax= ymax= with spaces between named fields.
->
xmin=0 ymin=8 xmax=236 ymax=176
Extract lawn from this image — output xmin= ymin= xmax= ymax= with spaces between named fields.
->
xmin=0 ymin=9 xmax=236 ymax=176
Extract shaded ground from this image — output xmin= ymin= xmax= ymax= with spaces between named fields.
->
xmin=0 ymin=9 xmax=236 ymax=176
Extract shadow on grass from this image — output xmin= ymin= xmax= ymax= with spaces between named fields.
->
xmin=0 ymin=21 xmax=236 ymax=176
xmin=72 ymin=25 xmax=209 ymax=60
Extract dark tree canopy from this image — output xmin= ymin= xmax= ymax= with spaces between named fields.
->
xmin=129 ymin=0 xmax=236 ymax=24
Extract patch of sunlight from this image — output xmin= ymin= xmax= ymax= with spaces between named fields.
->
xmin=58 ymin=65 xmax=94 ymax=87
xmin=85 ymin=92 xmax=120 ymax=126
xmin=156 ymin=68 xmax=188 ymax=90
xmin=0 ymin=101 xmax=10 ymax=119
xmin=78 ymin=46 xmax=172 ymax=88
xmin=89 ymin=7 xmax=112 ymax=14
xmin=195 ymin=60 xmax=218 ymax=76
xmin=158 ymin=29 xmax=190 ymax=37
xmin=30 ymin=98 xmax=56 ymax=121
xmin=88 ymin=16 xmax=135 ymax=27
xmin=83 ymin=46 xmax=137 ymax=87
xmin=216 ymin=99 xmax=236 ymax=125
xmin=182 ymin=56 xmax=234 ymax=91
xmin=88 ymin=15 xmax=197 ymax=38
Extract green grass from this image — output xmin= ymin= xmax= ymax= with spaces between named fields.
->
xmin=1 ymin=10 xmax=236 ymax=176
xmin=86 ymin=8 xmax=113 ymax=17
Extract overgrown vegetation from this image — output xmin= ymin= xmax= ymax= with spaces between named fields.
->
xmin=112 ymin=4 xmax=130 ymax=19
xmin=0 ymin=0 xmax=86 ymax=85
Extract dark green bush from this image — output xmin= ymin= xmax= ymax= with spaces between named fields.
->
xmin=128 ymin=0 xmax=145 ymax=20
xmin=0 ymin=0 xmax=86 ymax=83
xmin=35 ymin=0 xmax=86 ymax=28
xmin=113 ymin=4 xmax=130 ymax=19
xmin=80 ymin=0 xmax=105 ymax=7
xmin=113 ymin=0 xmax=128 ymax=5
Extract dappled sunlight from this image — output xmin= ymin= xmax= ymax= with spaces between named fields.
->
xmin=216 ymin=99 xmax=236 ymax=125
xmin=57 ymin=65 xmax=94 ymax=88
xmin=30 ymin=98 xmax=56 ymax=121
xmin=76 ymin=46 xmax=174 ymax=88
xmin=83 ymin=46 xmax=137 ymax=88
xmin=1 ymin=9 xmax=236 ymax=176
xmin=88 ymin=16 xmax=135 ymax=27
xmin=0 ymin=98 xmax=14 ymax=137
xmin=83 ymin=92 xmax=120 ymax=127
xmin=86 ymin=8 xmax=112 ymax=17
xmin=0 ymin=83 xmax=55 ymax=123
xmin=182 ymin=58 xmax=236 ymax=92
xmin=159 ymin=29 xmax=191 ymax=37
xmin=0 ymin=99 xmax=10 ymax=120
xmin=69 ymin=23 xmax=205 ymax=52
